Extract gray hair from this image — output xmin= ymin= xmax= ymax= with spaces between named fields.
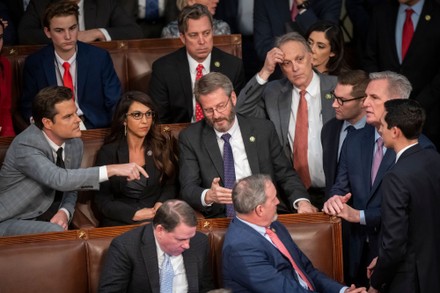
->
xmin=369 ymin=71 xmax=412 ymax=99
xmin=275 ymin=31 xmax=312 ymax=53
xmin=232 ymin=174 xmax=272 ymax=214
xmin=194 ymin=72 xmax=234 ymax=103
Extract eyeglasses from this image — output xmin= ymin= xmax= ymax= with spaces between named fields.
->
xmin=203 ymin=98 xmax=231 ymax=116
xmin=331 ymin=91 xmax=365 ymax=106
xmin=126 ymin=111 xmax=155 ymax=120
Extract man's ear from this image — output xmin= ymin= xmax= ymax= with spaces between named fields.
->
xmin=44 ymin=27 xmax=52 ymax=39
xmin=179 ymin=33 xmax=185 ymax=46
xmin=42 ymin=117 xmax=53 ymax=130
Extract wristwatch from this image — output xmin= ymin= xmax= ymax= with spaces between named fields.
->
xmin=297 ymin=0 xmax=310 ymax=10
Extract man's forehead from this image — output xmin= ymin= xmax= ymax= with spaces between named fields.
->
xmin=185 ymin=16 xmax=211 ymax=32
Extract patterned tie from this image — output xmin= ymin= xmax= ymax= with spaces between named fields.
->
xmin=160 ymin=253 xmax=174 ymax=293
xmin=195 ymin=64 xmax=205 ymax=121
xmin=145 ymin=0 xmax=159 ymax=21
xmin=371 ymin=137 xmax=384 ymax=185
xmin=402 ymin=8 xmax=414 ymax=60
xmin=265 ymin=227 xmax=314 ymax=290
xmin=62 ymin=62 xmax=74 ymax=99
xmin=221 ymin=133 xmax=236 ymax=217
xmin=291 ymin=0 xmax=299 ymax=21
xmin=293 ymin=90 xmax=311 ymax=189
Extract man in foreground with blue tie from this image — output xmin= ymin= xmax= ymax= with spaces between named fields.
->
xmin=222 ymin=174 xmax=367 ymax=292
xmin=99 ymin=199 xmax=214 ymax=293
xmin=179 ymin=72 xmax=315 ymax=218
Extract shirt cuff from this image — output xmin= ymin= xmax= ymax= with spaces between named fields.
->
xmin=340 ymin=286 xmax=349 ymax=293
xmin=60 ymin=208 xmax=70 ymax=221
xmin=293 ymin=198 xmax=311 ymax=210
xmin=99 ymin=28 xmax=111 ymax=41
xmin=201 ymin=189 xmax=213 ymax=207
xmin=100 ymin=166 xmax=109 ymax=183
xmin=360 ymin=210 xmax=366 ymax=225
xmin=255 ymin=73 xmax=269 ymax=85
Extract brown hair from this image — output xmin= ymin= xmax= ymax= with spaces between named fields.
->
xmin=43 ymin=0 xmax=79 ymax=29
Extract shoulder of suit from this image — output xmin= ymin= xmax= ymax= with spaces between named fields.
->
xmin=211 ymin=46 xmax=242 ymax=62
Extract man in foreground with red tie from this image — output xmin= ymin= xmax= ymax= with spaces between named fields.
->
xmin=20 ymin=0 xmax=121 ymax=130
xmin=222 ymin=174 xmax=367 ymax=293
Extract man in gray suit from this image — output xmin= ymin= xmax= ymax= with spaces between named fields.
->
xmin=236 ymin=32 xmax=336 ymax=209
xmin=0 ymin=86 xmax=147 ymax=236
xmin=99 ymin=199 xmax=214 ymax=293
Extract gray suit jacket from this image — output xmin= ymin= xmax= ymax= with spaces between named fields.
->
xmin=98 ymin=224 xmax=214 ymax=293
xmin=178 ymin=115 xmax=309 ymax=218
xmin=0 ymin=124 xmax=100 ymax=222
xmin=237 ymin=73 xmax=336 ymax=160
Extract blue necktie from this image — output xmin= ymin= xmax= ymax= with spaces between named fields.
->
xmin=221 ymin=133 xmax=236 ymax=217
xmin=145 ymin=0 xmax=159 ymax=21
xmin=160 ymin=253 xmax=173 ymax=293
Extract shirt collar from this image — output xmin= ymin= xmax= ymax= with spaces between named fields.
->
xmin=399 ymin=0 xmax=425 ymax=15
xmin=293 ymin=71 xmax=319 ymax=97
xmin=187 ymin=52 xmax=212 ymax=75
xmin=342 ymin=115 xmax=367 ymax=130
xmin=396 ymin=142 xmax=418 ymax=162
xmin=214 ymin=115 xmax=239 ymax=139
xmin=42 ymin=129 xmax=66 ymax=152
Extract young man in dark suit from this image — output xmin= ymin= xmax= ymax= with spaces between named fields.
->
xmin=367 ymin=99 xmax=440 ymax=293
xmin=179 ymin=72 xmax=316 ymax=219
xmin=222 ymin=174 xmax=366 ymax=293
xmin=0 ymin=86 xmax=147 ymax=236
xmin=99 ymin=199 xmax=214 ymax=293
xmin=149 ymin=4 xmax=245 ymax=124
xmin=20 ymin=0 xmax=122 ymax=130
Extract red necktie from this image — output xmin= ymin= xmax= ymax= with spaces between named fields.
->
xmin=402 ymin=8 xmax=414 ymax=60
xmin=62 ymin=62 xmax=74 ymax=99
xmin=195 ymin=64 xmax=204 ymax=121
xmin=293 ymin=90 xmax=311 ymax=189
xmin=291 ymin=0 xmax=299 ymax=21
xmin=266 ymin=227 xmax=314 ymax=290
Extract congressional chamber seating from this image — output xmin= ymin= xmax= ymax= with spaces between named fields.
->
xmin=0 ymin=213 xmax=344 ymax=293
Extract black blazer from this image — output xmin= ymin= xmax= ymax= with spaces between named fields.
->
xmin=18 ymin=0 xmax=143 ymax=44
xmin=149 ymin=47 xmax=246 ymax=124
xmin=94 ymin=138 xmax=177 ymax=227
xmin=99 ymin=224 xmax=215 ymax=293
xmin=178 ymin=115 xmax=309 ymax=218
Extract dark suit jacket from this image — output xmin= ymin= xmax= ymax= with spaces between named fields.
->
xmin=321 ymin=117 xmax=344 ymax=198
xmin=330 ymin=124 xmax=435 ymax=278
xmin=18 ymin=0 xmax=143 ymax=44
xmin=253 ymin=0 xmax=342 ymax=61
xmin=237 ymin=73 xmax=337 ymax=161
xmin=20 ymin=41 xmax=121 ymax=129
xmin=0 ymin=124 xmax=100 ymax=224
xmin=178 ymin=115 xmax=309 ymax=218
xmin=222 ymin=218 xmax=344 ymax=292
xmin=98 ymin=224 xmax=214 ymax=293
xmin=94 ymin=139 xmax=177 ymax=227
xmin=148 ymin=47 xmax=246 ymax=124
xmin=362 ymin=0 xmax=440 ymax=148
xmin=370 ymin=145 xmax=440 ymax=293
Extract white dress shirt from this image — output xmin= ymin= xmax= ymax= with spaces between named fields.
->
xmin=187 ymin=53 xmax=212 ymax=122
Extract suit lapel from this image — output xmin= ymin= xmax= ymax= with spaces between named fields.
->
xmin=183 ymin=249 xmax=199 ymax=292
xmin=76 ymin=43 xmax=89 ymax=104
xmin=404 ymin=0 xmax=432 ymax=62
xmin=371 ymin=147 xmax=396 ymax=194
xmin=43 ymin=46 xmax=57 ymax=85
xmin=360 ymin=125 xmax=376 ymax=194
xmin=319 ymin=74 xmax=336 ymax=124
xmin=387 ymin=3 xmax=400 ymax=65
xmin=277 ymin=79 xmax=293 ymax=148
xmin=176 ymin=48 xmax=194 ymax=119
xmin=237 ymin=116 xmax=260 ymax=174
xmin=141 ymin=225 xmax=161 ymax=293
xmin=202 ymin=123 xmax=224 ymax=181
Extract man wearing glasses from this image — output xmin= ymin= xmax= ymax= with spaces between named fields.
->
xmin=179 ymin=72 xmax=312 ymax=218
xmin=236 ymin=31 xmax=336 ymax=210
xmin=321 ymin=69 xmax=369 ymax=198
xmin=323 ymin=71 xmax=435 ymax=287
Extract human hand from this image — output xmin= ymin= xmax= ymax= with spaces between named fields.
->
xmin=205 ymin=177 xmax=233 ymax=205
xmin=132 ymin=208 xmax=156 ymax=221
xmin=258 ymin=47 xmax=285 ymax=80
xmin=367 ymin=286 xmax=379 ymax=293
xmin=323 ymin=193 xmax=351 ymax=215
xmin=106 ymin=163 xmax=149 ymax=181
xmin=297 ymin=200 xmax=318 ymax=213
xmin=50 ymin=210 xmax=69 ymax=230
xmin=78 ymin=29 xmax=106 ymax=43
xmin=345 ymin=284 xmax=367 ymax=293
xmin=367 ymin=257 xmax=378 ymax=279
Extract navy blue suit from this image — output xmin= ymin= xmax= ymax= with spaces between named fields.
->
xmin=330 ymin=123 xmax=435 ymax=281
xmin=222 ymin=218 xmax=344 ymax=292
xmin=20 ymin=41 xmax=121 ymax=129
xmin=253 ymin=0 xmax=342 ymax=61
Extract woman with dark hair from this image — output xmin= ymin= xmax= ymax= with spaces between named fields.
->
xmin=94 ymin=91 xmax=178 ymax=226
xmin=306 ymin=20 xmax=348 ymax=76
xmin=0 ymin=20 xmax=15 ymax=136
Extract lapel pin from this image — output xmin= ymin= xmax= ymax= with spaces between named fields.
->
xmin=425 ymin=15 xmax=431 ymax=21
xmin=325 ymin=93 xmax=332 ymax=100
xmin=214 ymin=61 xmax=221 ymax=68
xmin=249 ymin=136 xmax=255 ymax=142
